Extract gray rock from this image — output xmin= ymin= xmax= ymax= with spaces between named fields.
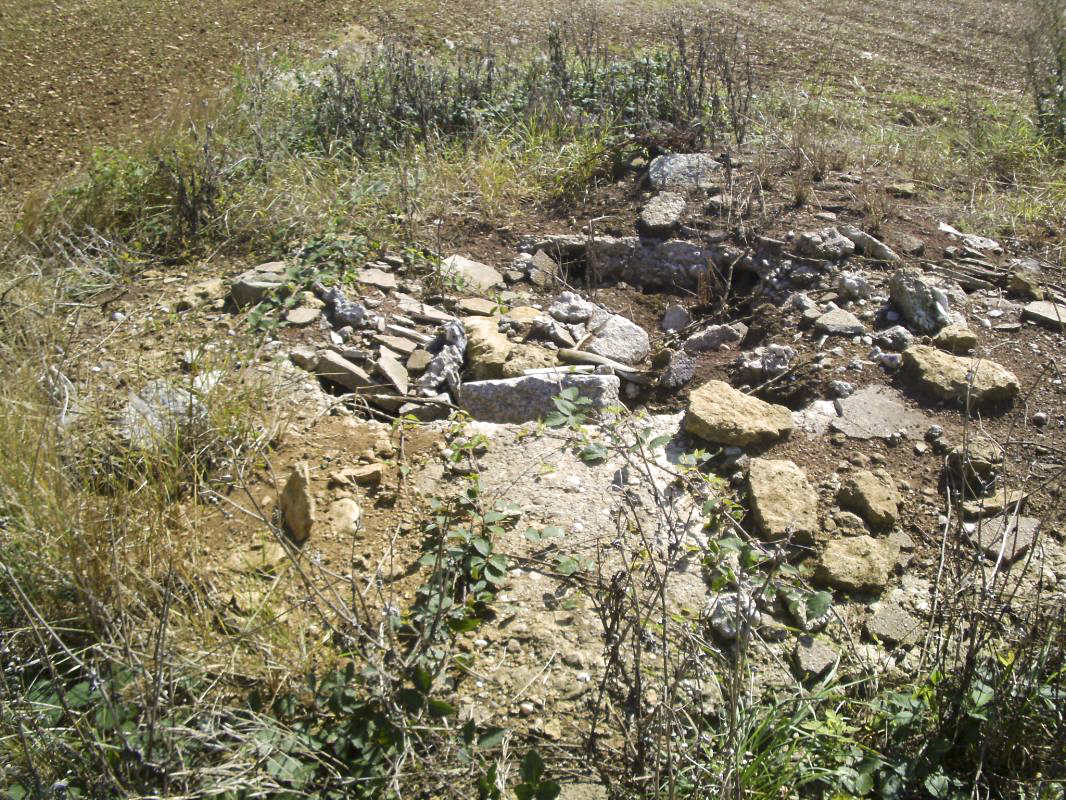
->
xmin=459 ymin=374 xmax=620 ymax=424
xmin=865 ymin=603 xmax=921 ymax=646
xmin=947 ymin=437 xmax=1004 ymax=486
xmin=230 ymin=261 xmax=286 ymax=307
xmin=889 ymin=268 xmax=951 ymax=333
xmin=286 ymin=306 xmax=320 ymax=327
xmin=586 ymin=313 xmax=651 ymax=366
xmin=549 ymin=291 xmax=607 ymax=326
xmin=901 ymin=345 xmax=1020 ymax=408
xmin=796 ymin=228 xmax=855 ymax=260
xmin=440 ymin=255 xmax=504 ymax=292
xmin=280 ymin=462 xmax=315 ymax=543
xmin=393 ymin=292 xmax=457 ymax=324
xmin=829 ymin=380 xmax=854 ymax=399
xmin=894 ymin=232 xmax=926 ymax=256
xmin=321 ymin=286 xmax=372 ymax=329
xmin=733 ymin=344 xmax=795 ymax=382
xmin=659 ymin=351 xmax=695 ymax=391
xmin=647 ymin=153 xmax=721 ymax=190
xmin=115 ymin=379 xmax=207 ymax=449
xmin=289 ymin=347 xmax=319 ymax=371
xmin=376 ymin=351 xmax=410 ymax=395
xmin=684 ymin=380 xmax=793 ymax=447
xmin=639 ymin=192 xmax=686 ymax=236
xmin=875 ymin=325 xmax=915 ymax=351
xmin=398 ymin=395 xmax=452 ymax=421
xmin=815 ymin=308 xmax=865 ymax=336
xmin=660 ymin=304 xmax=692 ymax=332
xmin=830 ymin=385 xmax=929 ymax=440
xmin=528 ymin=249 xmax=559 ymax=288
xmin=416 ymin=320 xmax=467 ymax=396
xmin=794 ymin=636 xmax=838 ymax=679
xmin=939 ymin=222 xmax=1002 ymax=254
xmin=837 ymin=469 xmax=900 ymax=530
xmin=355 ymin=267 xmax=397 ymax=291
xmin=835 ymin=272 xmax=870 ymax=301
xmin=748 ymin=458 xmax=819 ymax=544
xmin=814 ymin=535 xmax=900 ymax=593
xmin=972 ymin=515 xmax=1040 ymax=563
xmin=316 ymin=351 xmax=374 ymax=392
xmin=837 ymin=224 xmax=900 ymax=262
xmin=708 ymin=591 xmax=761 ymax=640
xmin=685 ymin=322 xmax=747 ymax=352
xmin=1022 ymin=300 xmax=1066 ymax=330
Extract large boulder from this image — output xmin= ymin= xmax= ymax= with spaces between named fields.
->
xmin=684 ymin=380 xmax=793 ymax=447
xmin=748 ymin=458 xmax=819 ymax=544
xmin=814 ymin=535 xmax=900 ymax=593
xmin=459 ymin=374 xmax=620 ymax=424
xmin=901 ymin=345 xmax=1020 ymax=408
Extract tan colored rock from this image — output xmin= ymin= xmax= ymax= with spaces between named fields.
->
xmin=837 ymin=469 xmax=899 ymax=531
xmin=901 ymin=345 xmax=1019 ymax=408
xmin=814 ymin=535 xmax=900 ymax=593
xmin=327 ymin=497 xmax=362 ymax=536
xmin=683 ymin=380 xmax=793 ymax=447
xmin=464 ymin=316 xmax=513 ymax=380
xmin=286 ymin=307 xmax=320 ymax=327
xmin=280 ymin=462 xmax=315 ymax=543
xmin=933 ymin=324 xmax=978 ymax=355
xmin=501 ymin=344 xmax=558 ymax=377
xmin=748 ymin=458 xmax=818 ymax=544
xmin=176 ymin=277 xmax=225 ymax=311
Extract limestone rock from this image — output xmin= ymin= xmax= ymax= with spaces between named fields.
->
xmin=230 ymin=261 xmax=286 ymax=308
xmin=528 ymin=250 xmax=559 ymax=288
xmin=440 ymin=255 xmax=504 ymax=293
xmin=280 ymin=463 xmax=315 ymax=543
xmin=947 ymin=437 xmax=1004 ymax=487
xmin=500 ymin=344 xmax=558 ymax=377
xmin=1022 ymin=300 xmax=1066 ymax=330
xmin=748 ymin=458 xmax=818 ymax=544
xmin=837 ymin=469 xmax=900 ymax=530
xmin=901 ymin=345 xmax=1019 ymax=407
xmin=464 ymin=316 xmax=512 ymax=380
xmin=684 ymin=322 xmax=747 ymax=353
xmin=961 ymin=489 xmax=1026 ymax=519
xmin=796 ymin=228 xmax=855 ymax=260
xmin=865 ymin=603 xmax=921 ymax=646
xmin=972 ymin=515 xmax=1040 ymax=563
xmin=814 ymin=535 xmax=900 ymax=593
xmin=933 ymin=324 xmax=977 ymax=354
xmin=586 ymin=314 xmax=650 ymax=366
xmin=356 ymin=267 xmax=398 ymax=291
xmin=814 ymin=308 xmax=864 ymax=336
xmin=459 ymin=374 xmax=620 ymax=424
xmin=115 ymin=379 xmax=207 ymax=450
xmin=286 ymin=307 xmax=320 ymax=327
xmin=639 ymin=192 xmax=686 ymax=236
xmin=684 ymin=380 xmax=793 ymax=447
xmin=376 ymin=351 xmax=410 ymax=395
xmin=457 ymin=297 xmax=500 ymax=316
xmin=794 ymin=636 xmax=838 ymax=679
xmin=830 ymin=385 xmax=929 ymax=441
xmin=316 ymin=351 xmax=374 ymax=393
xmin=889 ymin=268 xmax=951 ymax=333
xmin=176 ymin=277 xmax=225 ymax=310
xmin=647 ymin=153 xmax=721 ymax=191
xmin=837 ymin=224 xmax=900 ymax=262
xmin=327 ymin=497 xmax=362 ymax=536
xmin=660 ymin=305 xmax=691 ymax=332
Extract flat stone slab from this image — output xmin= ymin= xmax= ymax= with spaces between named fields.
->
xmin=639 ymin=191 xmax=686 ymax=236
xmin=647 ymin=153 xmax=721 ymax=191
xmin=814 ymin=535 xmax=900 ymax=594
xmin=865 ymin=603 xmax=921 ymax=646
xmin=286 ymin=307 xmax=320 ymax=327
xmin=684 ymin=380 xmax=793 ymax=447
xmin=748 ymin=458 xmax=818 ymax=544
xmin=1023 ymin=300 xmax=1066 ymax=330
xmin=459 ymin=374 xmax=620 ymax=424
xmin=441 ymin=255 xmax=504 ymax=293
xmin=814 ymin=308 xmax=864 ymax=336
xmin=315 ymin=350 xmax=373 ymax=393
xmin=972 ymin=514 xmax=1040 ymax=563
xmin=356 ymin=267 xmax=397 ymax=291
xmin=230 ymin=261 xmax=286 ymax=307
xmin=901 ymin=345 xmax=1020 ymax=408
xmin=586 ymin=314 xmax=650 ymax=366
xmin=793 ymin=636 xmax=838 ymax=679
xmin=830 ymin=386 xmax=929 ymax=440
